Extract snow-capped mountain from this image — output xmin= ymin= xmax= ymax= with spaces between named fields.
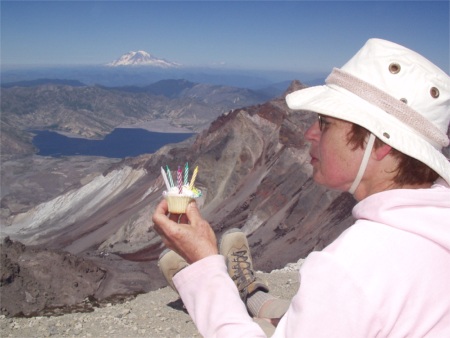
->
xmin=106 ymin=50 xmax=180 ymax=68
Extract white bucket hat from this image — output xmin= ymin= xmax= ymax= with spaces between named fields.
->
xmin=286 ymin=38 xmax=450 ymax=189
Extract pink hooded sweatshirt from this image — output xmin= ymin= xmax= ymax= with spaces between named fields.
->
xmin=173 ymin=179 xmax=450 ymax=337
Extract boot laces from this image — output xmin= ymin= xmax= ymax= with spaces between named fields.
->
xmin=231 ymin=250 xmax=256 ymax=292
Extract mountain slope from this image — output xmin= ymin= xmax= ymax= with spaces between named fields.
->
xmin=3 ymin=81 xmax=355 ymax=272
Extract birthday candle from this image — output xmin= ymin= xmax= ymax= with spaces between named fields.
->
xmin=184 ymin=162 xmax=189 ymax=185
xmin=161 ymin=167 xmax=170 ymax=190
xmin=189 ymin=166 xmax=198 ymax=189
xmin=177 ymin=166 xmax=182 ymax=194
xmin=166 ymin=165 xmax=174 ymax=187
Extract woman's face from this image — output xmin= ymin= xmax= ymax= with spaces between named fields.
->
xmin=304 ymin=115 xmax=364 ymax=191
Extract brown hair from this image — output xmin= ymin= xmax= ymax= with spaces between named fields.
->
xmin=347 ymin=124 xmax=439 ymax=185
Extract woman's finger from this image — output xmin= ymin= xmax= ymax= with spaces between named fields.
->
xmin=185 ymin=202 xmax=202 ymax=225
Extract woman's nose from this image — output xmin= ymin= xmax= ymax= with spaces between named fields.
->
xmin=305 ymin=119 xmax=321 ymax=142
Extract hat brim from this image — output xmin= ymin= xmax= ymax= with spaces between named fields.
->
xmin=286 ymin=85 xmax=450 ymax=185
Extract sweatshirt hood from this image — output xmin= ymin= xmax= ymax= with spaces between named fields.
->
xmin=352 ymin=178 xmax=450 ymax=251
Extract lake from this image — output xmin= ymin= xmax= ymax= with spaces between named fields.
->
xmin=31 ymin=128 xmax=196 ymax=158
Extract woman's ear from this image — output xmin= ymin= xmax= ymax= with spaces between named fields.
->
xmin=373 ymin=143 xmax=393 ymax=161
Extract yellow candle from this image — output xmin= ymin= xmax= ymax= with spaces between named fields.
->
xmin=189 ymin=166 xmax=198 ymax=189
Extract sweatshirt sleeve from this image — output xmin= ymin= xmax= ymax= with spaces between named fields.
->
xmin=173 ymin=254 xmax=267 ymax=338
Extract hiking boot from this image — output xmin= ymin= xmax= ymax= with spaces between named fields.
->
xmin=158 ymin=249 xmax=189 ymax=292
xmin=219 ymin=228 xmax=269 ymax=302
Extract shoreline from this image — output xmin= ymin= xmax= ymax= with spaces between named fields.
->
xmin=47 ymin=119 xmax=195 ymax=140
xmin=117 ymin=119 xmax=194 ymax=134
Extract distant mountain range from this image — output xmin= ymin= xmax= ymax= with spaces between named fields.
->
xmin=106 ymin=50 xmax=180 ymax=68
xmin=0 ymin=79 xmax=273 ymax=156
xmin=1 ymin=62 xmax=327 ymax=89
xmin=1 ymin=78 xmax=86 ymax=88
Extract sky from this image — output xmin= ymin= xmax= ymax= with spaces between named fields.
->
xmin=1 ymin=0 xmax=449 ymax=73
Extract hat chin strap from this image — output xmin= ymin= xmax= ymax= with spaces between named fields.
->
xmin=348 ymin=133 xmax=376 ymax=195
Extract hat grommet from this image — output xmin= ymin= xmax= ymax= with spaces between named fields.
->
xmin=430 ymin=87 xmax=440 ymax=98
xmin=383 ymin=132 xmax=390 ymax=139
xmin=389 ymin=62 xmax=401 ymax=74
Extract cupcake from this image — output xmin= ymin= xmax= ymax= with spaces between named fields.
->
xmin=164 ymin=185 xmax=201 ymax=214
xmin=161 ymin=164 xmax=201 ymax=214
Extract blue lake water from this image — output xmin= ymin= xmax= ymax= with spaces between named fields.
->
xmin=31 ymin=128 xmax=195 ymax=158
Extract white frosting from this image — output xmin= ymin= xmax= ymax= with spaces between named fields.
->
xmin=163 ymin=185 xmax=201 ymax=198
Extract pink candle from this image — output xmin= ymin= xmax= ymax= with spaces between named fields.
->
xmin=177 ymin=166 xmax=182 ymax=194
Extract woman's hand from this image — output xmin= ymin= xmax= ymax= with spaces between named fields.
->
xmin=152 ymin=199 xmax=218 ymax=264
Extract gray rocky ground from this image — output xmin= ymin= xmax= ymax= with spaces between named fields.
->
xmin=0 ymin=267 xmax=301 ymax=338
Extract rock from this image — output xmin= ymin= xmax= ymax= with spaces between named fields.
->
xmin=0 ymin=237 xmax=106 ymax=317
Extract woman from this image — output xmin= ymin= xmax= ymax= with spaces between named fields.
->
xmin=152 ymin=38 xmax=450 ymax=337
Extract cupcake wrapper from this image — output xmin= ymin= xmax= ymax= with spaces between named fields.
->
xmin=165 ymin=195 xmax=195 ymax=214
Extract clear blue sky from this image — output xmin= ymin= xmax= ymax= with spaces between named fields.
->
xmin=1 ymin=1 xmax=449 ymax=73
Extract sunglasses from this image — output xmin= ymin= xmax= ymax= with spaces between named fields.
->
xmin=318 ymin=114 xmax=325 ymax=131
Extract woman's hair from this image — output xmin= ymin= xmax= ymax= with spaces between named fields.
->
xmin=347 ymin=123 xmax=439 ymax=185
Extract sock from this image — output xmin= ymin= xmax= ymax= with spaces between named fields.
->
xmin=247 ymin=291 xmax=291 ymax=319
